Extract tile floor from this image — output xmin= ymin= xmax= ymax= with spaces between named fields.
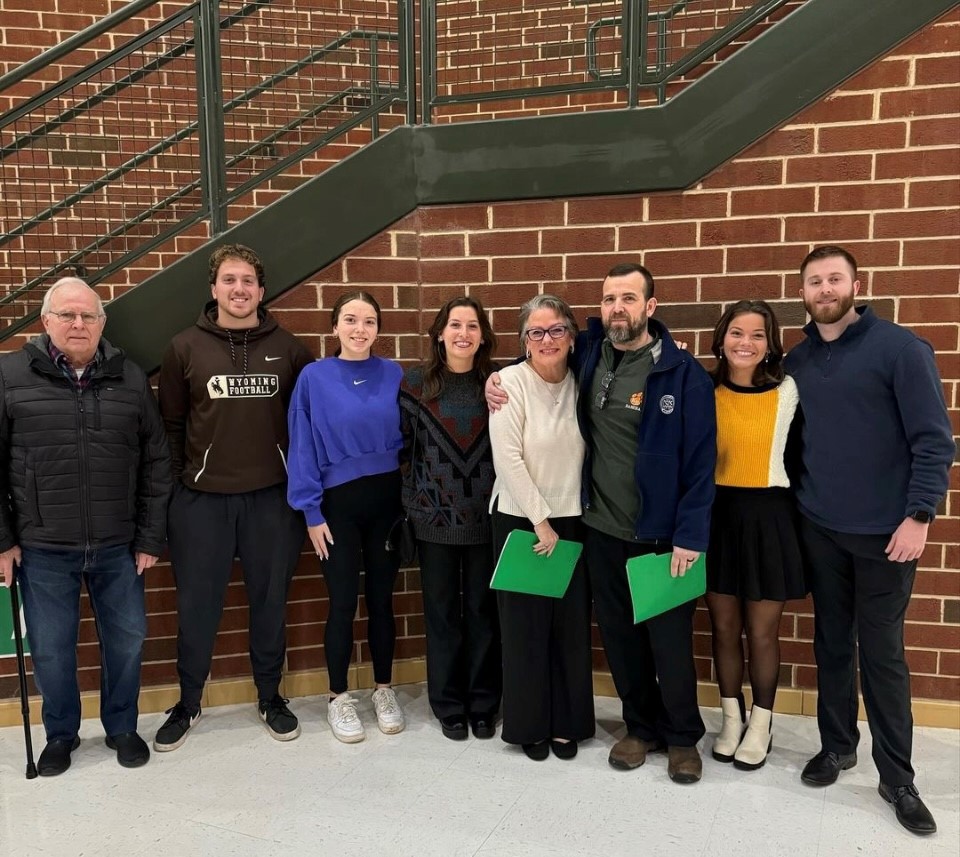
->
xmin=1 ymin=686 xmax=957 ymax=857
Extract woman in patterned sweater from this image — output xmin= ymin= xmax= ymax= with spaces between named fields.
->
xmin=400 ymin=297 xmax=501 ymax=742
xmin=706 ymin=300 xmax=806 ymax=771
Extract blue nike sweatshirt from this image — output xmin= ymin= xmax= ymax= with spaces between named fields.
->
xmin=287 ymin=355 xmax=403 ymax=526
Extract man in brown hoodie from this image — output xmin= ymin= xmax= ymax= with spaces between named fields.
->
xmin=154 ymin=244 xmax=314 ymax=751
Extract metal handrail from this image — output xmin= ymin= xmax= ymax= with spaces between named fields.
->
xmin=0 ymin=0 xmax=407 ymax=335
xmin=0 ymin=1 xmax=273 ymax=162
xmin=0 ymin=85 xmax=400 ymax=314
xmin=584 ymin=0 xmax=792 ymax=96
xmin=0 ymin=29 xmax=400 ymax=254
xmin=0 ymin=0 xmax=164 ymax=92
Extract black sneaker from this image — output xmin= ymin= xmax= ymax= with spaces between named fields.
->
xmin=258 ymin=695 xmax=301 ymax=741
xmin=154 ymin=702 xmax=201 ymax=752
xmin=105 ymin=731 xmax=150 ymax=768
xmin=37 ymin=736 xmax=81 ymax=777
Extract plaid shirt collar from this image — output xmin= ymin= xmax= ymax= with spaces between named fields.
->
xmin=47 ymin=340 xmax=99 ymax=391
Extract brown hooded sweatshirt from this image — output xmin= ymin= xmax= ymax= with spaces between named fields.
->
xmin=159 ymin=301 xmax=314 ymax=493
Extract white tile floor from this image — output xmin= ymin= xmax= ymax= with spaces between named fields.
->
xmin=1 ymin=686 xmax=957 ymax=857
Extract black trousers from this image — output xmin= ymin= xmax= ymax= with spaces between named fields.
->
xmin=493 ymin=510 xmax=595 ymax=745
xmin=321 ymin=470 xmax=402 ymax=694
xmin=800 ymin=516 xmax=917 ymax=786
xmin=169 ymin=483 xmax=305 ymax=709
xmin=584 ymin=525 xmax=705 ymax=747
xmin=419 ymin=540 xmax=501 ymax=720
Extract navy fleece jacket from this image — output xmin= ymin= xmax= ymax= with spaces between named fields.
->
xmin=784 ymin=306 xmax=954 ymax=534
xmin=575 ymin=317 xmax=717 ymax=551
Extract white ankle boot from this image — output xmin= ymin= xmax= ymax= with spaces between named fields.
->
xmin=712 ymin=696 xmax=745 ymax=762
xmin=734 ymin=705 xmax=772 ymax=770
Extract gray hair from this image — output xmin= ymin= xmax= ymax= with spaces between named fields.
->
xmin=40 ymin=277 xmax=105 ymax=317
xmin=517 ymin=293 xmax=579 ymax=341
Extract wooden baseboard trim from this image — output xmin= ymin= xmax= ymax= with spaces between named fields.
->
xmin=2 ymin=662 xmax=957 ymax=730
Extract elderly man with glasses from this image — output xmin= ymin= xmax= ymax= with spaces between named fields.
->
xmin=0 ymin=277 xmax=171 ymax=776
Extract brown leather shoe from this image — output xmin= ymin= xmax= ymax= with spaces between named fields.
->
xmin=608 ymin=736 xmax=665 ymax=770
xmin=668 ymin=745 xmax=702 ymax=784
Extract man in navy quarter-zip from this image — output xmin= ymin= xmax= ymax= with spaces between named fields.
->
xmin=787 ymin=246 xmax=954 ymax=836
xmin=0 ymin=278 xmax=171 ymax=775
xmin=155 ymin=244 xmax=314 ymax=752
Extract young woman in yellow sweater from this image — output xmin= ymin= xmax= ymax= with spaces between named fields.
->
xmin=706 ymin=300 xmax=806 ymax=770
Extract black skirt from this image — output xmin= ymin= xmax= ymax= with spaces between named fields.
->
xmin=706 ymin=486 xmax=807 ymax=601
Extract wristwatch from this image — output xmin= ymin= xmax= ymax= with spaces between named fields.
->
xmin=909 ymin=510 xmax=933 ymax=524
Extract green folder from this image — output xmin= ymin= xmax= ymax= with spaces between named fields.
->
xmin=626 ymin=552 xmax=706 ymax=623
xmin=490 ymin=530 xmax=582 ymax=598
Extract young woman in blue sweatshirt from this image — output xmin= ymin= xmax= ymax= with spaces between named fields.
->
xmin=287 ymin=291 xmax=405 ymax=744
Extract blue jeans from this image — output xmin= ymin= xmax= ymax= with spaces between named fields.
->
xmin=18 ymin=544 xmax=146 ymax=741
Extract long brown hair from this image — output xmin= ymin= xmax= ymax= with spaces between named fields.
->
xmin=710 ymin=299 xmax=785 ymax=387
xmin=421 ymin=296 xmax=497 ymax=401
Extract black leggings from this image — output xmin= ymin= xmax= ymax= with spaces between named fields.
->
xmin=320 ymin=470 xmax=402 ymax=694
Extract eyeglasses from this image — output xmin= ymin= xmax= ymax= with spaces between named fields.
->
xmin=46 ymin=311 xmax=104 ymax=325
xmin=525 ymin=324 xmax=568 ymax=342
xmin=595 ymin=371 xmax=616 ymax=410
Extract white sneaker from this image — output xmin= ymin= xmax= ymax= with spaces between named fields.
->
xmin=327 ymin=692 xmax=365 ymax=743
xmin=372 ymin=687 xmax=405 ymax=734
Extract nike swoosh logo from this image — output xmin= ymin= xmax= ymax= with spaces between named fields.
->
xmin=353 ymin=379 xmax=366 ymax=385
xmin=264 ymin=356 xmax=282 ymax=362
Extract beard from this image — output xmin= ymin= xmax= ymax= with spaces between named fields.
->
xmin=804 ymin=290 xmax=855 ymax=325
xmin=604 ymin=313 xmax=647 ymax=345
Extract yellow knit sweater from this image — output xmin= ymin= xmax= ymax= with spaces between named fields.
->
xmin=714 ymin=375 xmax=798 ymax=488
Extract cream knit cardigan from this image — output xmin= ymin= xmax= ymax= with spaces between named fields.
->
xmin=488 ymin=361 xmax=585 ymax=524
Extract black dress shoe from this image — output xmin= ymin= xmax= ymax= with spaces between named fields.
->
xmin=550 ymin=739 xmax=577 ymax=760
xmin=470 ymin=716 xmax=496 ymax=740
xmin=878 ymin=782 xmax=937 ymax=835
xmin=37 ymin=736 xmax=81 ymax=777
xmin=105 ymin=732 xmax=150 ymax=768
xmin=522 ymin=741 xmax=549 ymax=761
xmin=800 ymin=749 xmax=857 ymax=786
xmin=439 ymin=716 xmax=468 ymax=741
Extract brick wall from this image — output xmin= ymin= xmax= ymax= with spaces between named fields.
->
xmin=269 ymin=11 xmax=960 ymax=703
xmin=0 ymin=6 xmax=957 ymax=705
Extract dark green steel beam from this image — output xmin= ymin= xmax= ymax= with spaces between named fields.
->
xmin=104 ymin=127 xmax=415 ymax=369
xmin=105 ymin=0 xmax=955 ymax=372
xmin=415 ymin=0 xmax=957 ymax=202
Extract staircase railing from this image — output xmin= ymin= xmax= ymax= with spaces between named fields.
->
xmin=0 ymin=0 xmax=801 ymax=339
xmin=0 ymin=0 xmax=408 ymax=335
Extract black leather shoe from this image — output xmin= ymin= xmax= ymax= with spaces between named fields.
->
xmin=878 ymin=782 xmax=937 ymax=835
xmin=550 ymin=739 xmax=577 ymax=760
xmin=522 ymin=741 xmax=549 ymax=761
xmin=439 ymin=716 xmax=468 ymax=741
xmin=37 ymin=736 xmax=80 ymax=777
xmin=105 ymin=731 xmax=150 ymax=768
xmin=800 ymin=749 xmax=857 ymax=786
xmin=470 ymin=715 xmax=496 ymax=740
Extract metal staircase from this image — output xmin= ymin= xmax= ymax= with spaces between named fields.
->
xmin=0 ymin=0 xmax=953 ymax=368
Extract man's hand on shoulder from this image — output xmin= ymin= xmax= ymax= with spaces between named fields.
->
xmin=1 ymin=545 xmax=21 ymax=587
xmin=484 ymin=371 xmax=508 ymax=413
xmin=885 ymin=518 xmax=929 ymax=563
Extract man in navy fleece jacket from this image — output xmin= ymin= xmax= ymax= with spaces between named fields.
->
xmin=786 ymin=245 xmax=954 ymax=837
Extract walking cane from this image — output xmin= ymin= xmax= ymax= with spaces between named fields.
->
xmin=9 ymin=579 xmax=38 ymax=779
